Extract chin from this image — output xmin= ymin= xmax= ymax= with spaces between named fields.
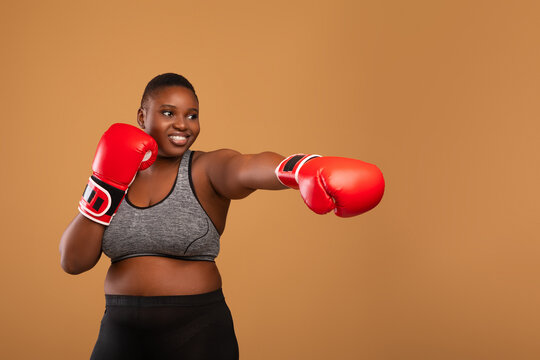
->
xmin=158 ymin=146 xmax=191 ymax=158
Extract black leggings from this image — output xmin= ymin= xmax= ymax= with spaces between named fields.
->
xmin=90 ymin=288 xmax=239 ymax=360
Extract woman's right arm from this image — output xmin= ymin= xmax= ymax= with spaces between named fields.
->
xmin=59 ymin=214 xmax=105 ymax=274
xmin=60 ymin=123 xmax=159 ymax=275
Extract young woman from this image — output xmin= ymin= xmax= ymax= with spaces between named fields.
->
xmin=59 ymin=73 xmax=384 ymax=360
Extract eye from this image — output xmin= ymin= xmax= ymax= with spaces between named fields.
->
xmin=187 ymin=113 xmax=199 ymax=120
xmin=161 ymin=110 xmax=173 ymax=117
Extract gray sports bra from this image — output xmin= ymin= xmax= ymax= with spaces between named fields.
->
xmin=102 ymin=150 xmax=220 ymax=263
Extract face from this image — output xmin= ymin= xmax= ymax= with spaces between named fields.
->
xmin=138 ymin=86 xmax=200 ymax=158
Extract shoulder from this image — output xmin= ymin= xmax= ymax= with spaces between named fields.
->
xmin=191 ymin=148 xmax=256 ymax=199
xmin=192 ymin=149 xmax=242 ymax=168
xmin=190 ymin=148 xmax=243 ymax=190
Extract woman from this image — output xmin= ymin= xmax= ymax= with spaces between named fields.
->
xmin=59 ymin=73 xmax=384 ymax=360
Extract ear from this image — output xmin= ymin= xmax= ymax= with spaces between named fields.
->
xmin=137 ymin=108 xmax=146 ymax=129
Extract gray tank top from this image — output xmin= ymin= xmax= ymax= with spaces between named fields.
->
xmin=102 ymin=150 xmax=220 ymax=263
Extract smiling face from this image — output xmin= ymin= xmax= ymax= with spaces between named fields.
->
xmin=137 ymin=85 xmax=200 ymax=158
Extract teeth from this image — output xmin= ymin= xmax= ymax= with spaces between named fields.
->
xmin=169 ymin=135 xmax=187 ymax=140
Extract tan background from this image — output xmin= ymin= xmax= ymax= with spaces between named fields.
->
xmin=1 ymin=0 xmax=539 ymax=359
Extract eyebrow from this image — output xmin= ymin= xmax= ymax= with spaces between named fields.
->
xmin=159 ymin=104 xmax=198 ymax=112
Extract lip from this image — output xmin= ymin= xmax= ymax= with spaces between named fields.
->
xmin=168 ymin=133 xmax=189 ymax=146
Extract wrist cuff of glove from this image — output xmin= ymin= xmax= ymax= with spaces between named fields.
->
xmin=78 ymin=175 xmax=126 ymax=226
xmin=275 ymin=154 xmax=321 ymax=189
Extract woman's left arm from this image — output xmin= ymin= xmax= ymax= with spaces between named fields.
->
xmin=205 ymin=149 xmax=386 ymax=217
xmin=204 ymin=149 xmax=287 ymax=200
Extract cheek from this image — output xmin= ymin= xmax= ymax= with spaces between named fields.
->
xmin=192 ymin=122 xmax=201 ymax=134
xmin=148 ymin=121 xmax=167 ymax=135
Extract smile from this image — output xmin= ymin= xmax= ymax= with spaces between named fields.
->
xmin=168 ymin=135 xmax=188 ymax=146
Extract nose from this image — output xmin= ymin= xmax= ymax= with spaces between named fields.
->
xmin=172 ymin=116 xmax=187 ymax=130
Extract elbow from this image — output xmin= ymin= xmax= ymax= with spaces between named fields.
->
xmin=59 ymin=251 xmax=95 ymax=275
xmin=59 ymin=214 xmax=104 ymax=275
xmin=61 ymin=266 xmax=82 ymax=275
xmin=60 ymin=256 xmax=84 ymax=275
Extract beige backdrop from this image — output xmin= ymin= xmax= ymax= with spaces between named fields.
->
xmin=1 ymin=0 xmax=539 ymax=359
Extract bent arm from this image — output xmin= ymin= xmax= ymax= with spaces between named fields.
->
xmin=59 ymin=213 xmax=105 ymax=274
xmin=205 ymin=149 xmax=287 ymax=199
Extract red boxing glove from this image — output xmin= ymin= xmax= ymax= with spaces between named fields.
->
xmin=78 ymin=123 xmax=158 ymax=225
xmin=275 ymin=154 xmax=385 ymax=217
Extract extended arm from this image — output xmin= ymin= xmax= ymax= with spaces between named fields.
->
xmin=205 ymin=149 xmax=287 ymax=200
xmin=205 ymin=150 xmax=385 ymax=217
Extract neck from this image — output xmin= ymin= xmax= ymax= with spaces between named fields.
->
xmin=150 ymin=151 xmax=186 ymax=170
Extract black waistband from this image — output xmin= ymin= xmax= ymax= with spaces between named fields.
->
xmin=105 ymin=288 xmax=224 ymax=307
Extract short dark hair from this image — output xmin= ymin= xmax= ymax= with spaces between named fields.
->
xmin=140 ymin=73 xmax=198 ymax=108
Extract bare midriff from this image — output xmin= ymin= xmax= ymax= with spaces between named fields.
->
xmin=104 ymin=256 xmax=222 ymax=296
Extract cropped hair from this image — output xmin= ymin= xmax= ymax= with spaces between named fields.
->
xmin=140 ymin=73 xmax=198 ymax=108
